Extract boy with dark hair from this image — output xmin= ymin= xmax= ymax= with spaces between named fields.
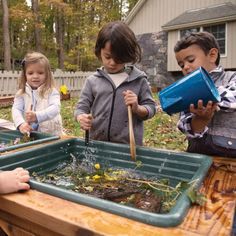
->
xmin=75 ymin=21 xmax=156 ymax=145
xmin=174 ymin=31 xmax=236 ymax=157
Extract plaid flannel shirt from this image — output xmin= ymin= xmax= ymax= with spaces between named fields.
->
xmin=177 ymin=66 xmax=236 ymax=138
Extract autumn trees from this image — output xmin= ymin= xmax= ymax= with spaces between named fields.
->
xmin=0 ymin=0 xmax=138 ymax=71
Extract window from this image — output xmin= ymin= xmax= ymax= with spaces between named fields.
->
xmin=203 ymin=24 xmax=225 ymax=54
xmin=180 ymin=28 xmax=200 ymax=38
xmin=179 ymin=24 xmax=226 ymax=55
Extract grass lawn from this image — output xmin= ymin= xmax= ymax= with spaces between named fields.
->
xmin=0 ymin=97 xmax=187 ymax=151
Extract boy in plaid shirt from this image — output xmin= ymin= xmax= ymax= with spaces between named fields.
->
xmin=174 ymin=31 xmax=236 ymax=157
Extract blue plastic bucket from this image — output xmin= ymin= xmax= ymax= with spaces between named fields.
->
xmin=159 ymin=67 xmax=221 ymax=115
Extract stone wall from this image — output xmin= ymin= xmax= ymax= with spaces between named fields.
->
xmin=136 ymin=31 xmax=177 ymax=91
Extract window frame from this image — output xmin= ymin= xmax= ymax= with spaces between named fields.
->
xmin=178 ymin=23 xmax=227 ymax=57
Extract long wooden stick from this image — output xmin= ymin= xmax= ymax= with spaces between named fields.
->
xmin=27 ymin=104 xmax=33 ymax=137
xmin=128 ymin=105 xmax=136 ymax=161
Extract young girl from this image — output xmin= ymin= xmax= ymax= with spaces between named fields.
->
xmin=0 ymin=168 xmax=30 ymax=194
xmin=75 ymin=21 xmax=156 ymax=145
xmin=12 ymin=52 xmax=63 ymax=136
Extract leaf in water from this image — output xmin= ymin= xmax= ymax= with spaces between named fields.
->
xmin=175 ymin=181 xmax=189 ymax=191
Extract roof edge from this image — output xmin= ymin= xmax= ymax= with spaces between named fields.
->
xmin=125 ymin=0 xmax=147 ymax=24
xmin=162 ymin=15 xmax=236 ymax=31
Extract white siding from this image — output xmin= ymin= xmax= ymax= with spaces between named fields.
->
xmin=128 ymin=0 xmax=236 ymax=35
xmin=224 ymin=21 xmax=236 ymax=68
xmin=167 ymin=31 xmax=179 ymax=71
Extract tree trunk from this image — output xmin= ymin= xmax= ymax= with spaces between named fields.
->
xmin=2 ymin=0 xmax=11 ymax=70
xmin=32 ymin=0 xmax=42 ymax=52
xmin=56 ymin=9 xmax=64 ymax=70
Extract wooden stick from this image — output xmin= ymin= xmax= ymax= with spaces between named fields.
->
xmin=128 ymin=105 xmax=136 ymax=161
xmin=27 ymin=104 xmax=33 ymax=137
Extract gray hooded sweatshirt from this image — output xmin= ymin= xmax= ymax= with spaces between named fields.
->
xmin=75 ymin=66 xmax=156 ymax=145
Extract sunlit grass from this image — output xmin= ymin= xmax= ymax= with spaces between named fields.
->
xmin=144 ymin=111 xmax=187 ymax=151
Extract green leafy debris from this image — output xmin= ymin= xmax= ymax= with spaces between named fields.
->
xmin=187 ymin=185 xmax=207 ymax=206
xmin=32 ymin=157 xmax=206 ymax=213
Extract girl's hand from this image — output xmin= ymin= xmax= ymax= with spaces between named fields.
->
xmin=0 ymin=167 xmax=30 ymax=194
xmin=19 ymin=122 xmax=32 ymax=134
xmin=25 ymin=111 xmax=37 ymax=123
xmin=77 ymin=114 xmax=93 ymax=130
xmin=190 ymin=100 xmax=218 ymax=121
xmin=123 ymin=90 xmax=139 ymax=113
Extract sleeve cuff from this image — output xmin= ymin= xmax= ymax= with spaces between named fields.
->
xmin=187 ymin=126 xmax=209 ymax=139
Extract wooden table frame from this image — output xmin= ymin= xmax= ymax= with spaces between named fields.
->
xmin=0 ymin=151 xmax=235 ymax=235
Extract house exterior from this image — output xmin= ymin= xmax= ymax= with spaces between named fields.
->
xmin=125 ymin=0 xmax=236 ymax=89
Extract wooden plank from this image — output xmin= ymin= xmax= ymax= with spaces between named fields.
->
xmin=0 ymin=96 xmax=14 ymax=107
xmin=0 ymin=218 xmax=35 ymax=236
xmin=0 ymin=211 xmax=64 ymax=236
xmin=179 ymin=157 xmax=236 ymax=235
